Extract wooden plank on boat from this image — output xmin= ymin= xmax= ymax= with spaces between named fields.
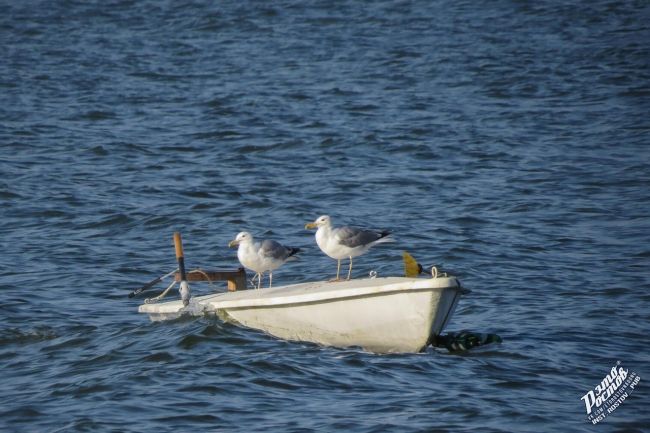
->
xmin=174 ymin=268 xmax=247 ymax=291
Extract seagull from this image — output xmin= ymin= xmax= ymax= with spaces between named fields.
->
xmin=305 ymin=215 xmax=392 ymax=281
xmin=228 ymin=231 xmax=300 ymax=289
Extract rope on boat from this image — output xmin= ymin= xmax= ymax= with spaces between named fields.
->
xmin=133 ymin=267 xmax=221 ymax=302
xmin=187 ymin=269 xmax=216 ymax=288
xmin=145 ymin=279 xmax=177 ymax=304
xmin=128 ymin=268 xmax=178 ymax=298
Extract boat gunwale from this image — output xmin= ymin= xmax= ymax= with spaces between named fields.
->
xmin=139 ymin=276 xmax=464 ymax=314
xmin=214 ymin=283 xmax=464 ymax=311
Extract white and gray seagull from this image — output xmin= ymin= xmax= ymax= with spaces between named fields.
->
xmin=305 ymin=215 xmax=392 ymax=281
xmin=228 ymin=231 xmax=300 ymax=289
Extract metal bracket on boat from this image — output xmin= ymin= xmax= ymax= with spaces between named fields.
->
xmin=369 ymin=270 xmax=377 ymax=279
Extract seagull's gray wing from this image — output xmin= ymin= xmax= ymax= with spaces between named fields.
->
xmin=260 ymin=239 xmax=300 ymax=260
xmin=336 ymin=226 xmax=389 ymax=248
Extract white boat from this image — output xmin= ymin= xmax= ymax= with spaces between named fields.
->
xmin=139 ymin=275 xmax=468 ymax=354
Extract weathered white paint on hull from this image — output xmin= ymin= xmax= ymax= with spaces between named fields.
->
xmin=139 ymin=277 xmax=465 ymax=353
xmin=223 ymin=290 xmax=442 ymax=353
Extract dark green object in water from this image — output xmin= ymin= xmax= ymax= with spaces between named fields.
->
xmin=432 ymin=331 xmax=502 ymax=352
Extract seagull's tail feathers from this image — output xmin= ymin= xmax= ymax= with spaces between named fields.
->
xmin=374 ymin=231 xmax=394 ymax=244
xmin=287 ymin=247 xmax=301 ymax=259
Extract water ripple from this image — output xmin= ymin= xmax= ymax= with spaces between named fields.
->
xmin=1 ymin=0 xmax=649 ymax=432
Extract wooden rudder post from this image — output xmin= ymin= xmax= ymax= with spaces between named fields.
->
xmin=174 ymin=232 xmax=191 ymax=305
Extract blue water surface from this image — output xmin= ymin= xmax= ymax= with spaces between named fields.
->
xmin=1 ymin=1 xmax=649 ymax=432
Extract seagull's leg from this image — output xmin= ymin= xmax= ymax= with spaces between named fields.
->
xmin=336 ymin=259 xmax=341 ymax=281
xmin=256 ymin=273 xmax=261 ymax=289
xmin=269 ymin=272 xmax=273 ymax=288
xmin=347 ymin=256 xmax=353 ymax=280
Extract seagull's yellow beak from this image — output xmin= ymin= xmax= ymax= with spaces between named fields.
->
xmin=228 ymin=239 xmax=239 ymax=248
xmin=305 ymin=222 xmax=318 ymax=229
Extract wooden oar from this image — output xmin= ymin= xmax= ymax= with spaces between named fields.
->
xmin=174 ymin=232 xmax=191 ymax=306
xmin=128 ymin=268 xmax=178 ymax=298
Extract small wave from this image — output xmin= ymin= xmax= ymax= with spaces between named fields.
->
xmin=177 ymin=384 xmax=227 ymax=394
xmin=182 ymin=190 xmax=215 ymax=199
xmin=177 ymin=333 xmax=214 ymax=349
xmin=600 ymin=287 xmax=631 ymax=296
xmin=88 ymin=145 xmax=109 ymax=156
xmin=0 ymin=189 xmax=23 ymax=199
xmin=153 ymin=414 xmax=223 ymax=424
xmin=251 ymin=377 xmax=301 ymax=391
xmin=128 ymin=71 xmax=185 ymax=81
xmin=448 ymin=216 xmax=489 ymax=226
xmin=80 ymin=214 xmax=134 ymax=229
xmin=190 ymin=130 xmax=242 ymax=139
xmin=0 ymin=327 xmax=58 ymax=346
xmin=0 ymin=406 xmax=43 ymax=419
xmin=141 ymin=352 xmax=175 ymax=363
xmin=75 ymin=110 xmax=116 ymax=121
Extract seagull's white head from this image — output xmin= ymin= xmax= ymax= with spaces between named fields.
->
xmin=305 ymin=215 xmax=331 ymax=230
xmin=228 ymin=231 xmax=253 ymax=247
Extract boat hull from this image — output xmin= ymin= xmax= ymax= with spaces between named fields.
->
xmin=139 ymin=276 xmax=465 ymax=353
